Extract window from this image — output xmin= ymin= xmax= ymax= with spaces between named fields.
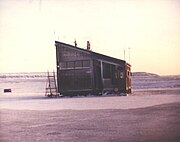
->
xmin=67 ymin=61 xmax=74 ymax=68
xmin=119 ymin=71 xmax=124 ymax=79
xmin=113 ymin=66 xmax=124 ymax=79
xmin=60 ymin=62 xmax=66 ymax=69
xmin=75 ymin=61 xmax=82 ymax=68
xmin=103 ymin=63 xmax=111 ymax=79
xmin=83 ymin=60 xmax=90 ymax=67
xmin=117 ymin=66 xmax=124 ymax=79
xmin=60 ymin=60 xmax=90 ymax=70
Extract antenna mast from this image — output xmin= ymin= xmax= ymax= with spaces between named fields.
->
xmin=128 ymin=47 xmax=131 ymax=64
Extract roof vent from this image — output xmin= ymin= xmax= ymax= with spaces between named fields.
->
xmin=74 ymin=40 xmax=77 ymax=47
xmin=87 ymin=41 xmax=90 ymax=50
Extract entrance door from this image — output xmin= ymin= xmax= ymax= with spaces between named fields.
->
xmin=94 ymin=60 xmax=103 ymax=93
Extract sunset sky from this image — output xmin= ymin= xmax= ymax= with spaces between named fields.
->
xmin=0 ymin=0 xmax=180 ymax=75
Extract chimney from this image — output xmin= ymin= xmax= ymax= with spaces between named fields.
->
xmin=74 ymin=40 xmax=77 ymax=47
xmin=87 ymin=41 xmax=90 ymax=50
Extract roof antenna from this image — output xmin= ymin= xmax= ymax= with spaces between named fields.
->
xmin=128 ymin=47 xmax=131 ymax=64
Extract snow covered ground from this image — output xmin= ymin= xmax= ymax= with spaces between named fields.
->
xmin=0 ymin=72 xmax=180 ymax=142
xmin=0 ymin=72 xmax=180 ymax=110
xmin=0 ymin=72 xmax=180 ymax=95
xmin=1 ymin=94 xmax=180 ymax=111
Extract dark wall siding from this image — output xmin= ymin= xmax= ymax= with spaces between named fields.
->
xmin=59 ymin=69 xmax=91 ymax=92
xmin=57 ymin=44 xmax=91 ymax=62
xmin=56 ymin=43 xmax=92 ymax=95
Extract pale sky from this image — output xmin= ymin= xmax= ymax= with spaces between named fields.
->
xmin=0 ymin=0 xmax=180 ymax=75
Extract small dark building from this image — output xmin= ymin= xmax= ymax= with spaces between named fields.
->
xmin=55 ymin=41 xmax=132 ymax=96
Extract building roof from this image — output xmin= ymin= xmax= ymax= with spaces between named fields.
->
xmin=55 ymin=41 xmax=130 ymax=66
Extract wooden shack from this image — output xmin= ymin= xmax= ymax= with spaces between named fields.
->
xmin=55 ymin=41 xmax=132 ymax=96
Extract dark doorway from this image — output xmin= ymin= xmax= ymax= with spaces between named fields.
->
xmin=94 ymin=60 xmax=102 ymax=93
